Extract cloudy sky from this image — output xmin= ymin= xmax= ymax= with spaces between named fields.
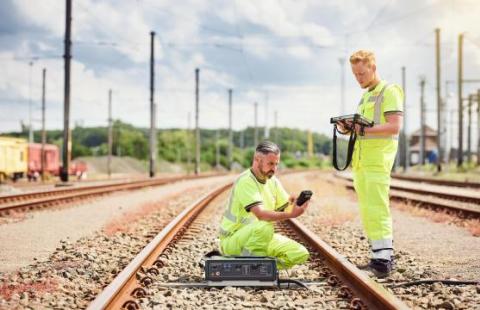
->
xmin=1 ymin=0 xmax=479 ymax=149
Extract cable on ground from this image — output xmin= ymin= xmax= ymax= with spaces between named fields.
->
xmin=390 ymin=279 xmax=480 ymax=288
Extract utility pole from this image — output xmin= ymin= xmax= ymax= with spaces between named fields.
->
xmin=264 ymin=92 xmax=269 ymax=139
xmin=467 ymin=94 xmax=473 ymax=163
xmin=274 ymin=110 xmax=278 ymax=144
xmin=307 ymin=130 xmax=314 ymax=157
xmin=187 ymin=112 xmax=192 ymax=173
xmin=215 ymin=129 xmax=220 ymax=168
xmin=420 ymin=76 xmax=426 ymax=166
xmin=401 ymin=66 xmax=408 ymax=171
xmin=240 ymin=130 xmax=244 ymax=149
xmin=445 ymin=80 xmax=455 ymax=162
xmin=195 ymin=68 xmax=200 ymax=175
xmin=228 ymin=89 xmax=233 ymax=169
xmin=61 ymin=0 xmax=72 ymax=182
xmin=28 ymin=61 xmax=34 ymax=143
xmin=339 ymin=58 xmax=346 ymax=115
xmin=149 ymin=31 xmax=156 ymax=178
xmin=41 ymin=68 xmax=46 ymax=181
xmin=254 ymin=102 xmax=258 ymax=147
xmin=477 ymin=89 xmax=480 ymax=166
xmin=435 ymin=28 xmax=442 ymax=172
xmin=107 ymin=89 xmax=113 ymax=178
xmin=458 ymin=33 xmax=464 ymax=167
xmin=68 ymin=129 xmax=72 ymax=172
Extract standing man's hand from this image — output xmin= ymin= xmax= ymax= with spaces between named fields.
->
xmin=336 ymin=120 xmax=352 ymax=134
xmin=353 ymin=123 xmax=366 ymax=136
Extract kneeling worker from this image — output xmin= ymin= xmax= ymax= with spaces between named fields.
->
xmin=218 ymin=141 xmax=310 ymax=269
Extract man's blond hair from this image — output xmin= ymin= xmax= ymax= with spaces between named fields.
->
xmin=349 ymin=50 xmax=376 ymax=67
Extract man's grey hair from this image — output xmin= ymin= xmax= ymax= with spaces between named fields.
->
xmin=255 ymin=141 xmax=280 ymax=155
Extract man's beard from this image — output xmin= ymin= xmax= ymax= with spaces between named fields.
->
xmin=262 ymin=168 xmax=275 ymax=179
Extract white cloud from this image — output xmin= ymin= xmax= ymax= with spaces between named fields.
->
xmin=221 ymin=0 xmax=335 ymax=47
xmin=74 ymin=1 xmax=154 ymax=63
xmin=14 ymin=0 xmax=64 ymax=36
xmin=286 ymin=45 xmax=313 ymax=59
xmin=2 ymin=0 xmax=480 ymax=145
xmin=0 ymin=53 xmax=29 ymax=98
xmin=241 ymin=35 xmax=275 ymax=59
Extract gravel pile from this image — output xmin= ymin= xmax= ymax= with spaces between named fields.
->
xmin=141 ymin=194 xmax=355 ymax=310
xmin=280 ymin=171 xmax=480 ymax=310
xmin=0 ymin=184 xmax=220 ymax=309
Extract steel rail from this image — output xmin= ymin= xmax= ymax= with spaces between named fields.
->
xmin=0 ymin=174 xmax=221 ymax=214
xmin=89 ymin=179 xmax=409 ymax=310
xmin=336 ymin=173 xmax=480 ymax=204
xmin=392 ymin=173 xmax=480 ymax=189
xmin=288 ymin=219 xmax=409 ymax=310
xmin=389 ymin=183 xmax=480 ymax=205
xmin=2 ymin=175 xmax=136 ymax=189
xmin=0 ymin=175 xmax=201 ymax=203
xmin=1 ymin=181 xmax=118 ymax=202
xmin=87 ymin=183 xmax=232 ymax=310
xmin=389 ymin=189 xmax=480 ymax=218
xmin=336 ymin=175 xmax=480 ymax=219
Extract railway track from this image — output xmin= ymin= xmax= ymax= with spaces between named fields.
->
xmin=335 ymin=173 xmax=480 ymax=219
xmin=88 ymin=183 xmax=408 ymax=310
xmin=392 ymin=173 xmax=480 ymax=189
xmin=0 ymin=174 xmax=220 ymax=215
xmin=0 ymin=176 xmax=139 ymax=192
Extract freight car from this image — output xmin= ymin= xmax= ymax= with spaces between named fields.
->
xmin=0 ymin=136 xmax=28 ymax=182
xmin=27 ymin=143 xmax=87 ymax=181
xmin=0 ymin=136 xmax=87 ymax=182
xmin=69 ymin=160 xmax=87 ymax=179
xmin=27 ymin=143 xmax=60 ymax=180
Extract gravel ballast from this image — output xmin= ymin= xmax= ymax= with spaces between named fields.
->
xmin=1 ymin=170 xmax=479 ymax=309
xmin=0 ymin=175 xmax=233 ymax=272
xmin=0 ymin=176 xmax=233 ymax=309
xmin=140 ymin=192 xmax=353 ymax=310
xmin=279 ymin=171 xmax=480 ymax=309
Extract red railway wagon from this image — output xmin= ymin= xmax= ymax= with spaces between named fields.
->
xmin=27 ymin=143 xmax=60 ymax=180
xmin=70 ymin=160 xmax=87 ymax=179
xmin=28 ymin=143 xmax=88 ymax=180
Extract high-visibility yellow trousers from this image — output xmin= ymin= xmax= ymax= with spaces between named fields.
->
xmin=220 ymin=221 xmax=309 ymax=269
xmin=353 ymin=169 xmax=393 ymax=260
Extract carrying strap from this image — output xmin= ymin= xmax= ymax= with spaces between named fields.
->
xmin=332 ymin=124 xmax=357 ymax=171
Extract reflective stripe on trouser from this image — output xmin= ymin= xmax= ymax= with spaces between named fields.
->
xmin=220 ymin=221 xmax=309 ymax=269
xmin=353 ymin=169 xmax=393 ymax=260
xmin=370 ymin=238 xmax=393 ymax=260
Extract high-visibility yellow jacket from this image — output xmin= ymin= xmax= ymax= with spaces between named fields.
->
xmin=218 ymin=169 xmax=290 ymax=239
xmin=352 ymin=80 xmax=404 ymax=172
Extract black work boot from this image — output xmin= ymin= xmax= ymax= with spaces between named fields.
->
xmin=359 ymin=258 xmax=393 ymax=278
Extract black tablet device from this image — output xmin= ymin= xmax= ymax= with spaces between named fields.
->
xmin=329 ymin=113 xmax=374 ymax=127
xmin=296 ymin=190 xmax=313 ymax=206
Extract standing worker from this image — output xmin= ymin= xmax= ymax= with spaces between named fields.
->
xmin=218 ymin=141 xmax=310 ymax=269
xmin=340 ymin=50 xmax=404 ymax=277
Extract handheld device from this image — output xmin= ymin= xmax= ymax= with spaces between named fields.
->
xmin=330 ymin=113 xmax=374 ymax=171
xmin=296 ymin=190 xmax=312 ymax=206
xmin=330 ymin=113 xmax=374 ymax=128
